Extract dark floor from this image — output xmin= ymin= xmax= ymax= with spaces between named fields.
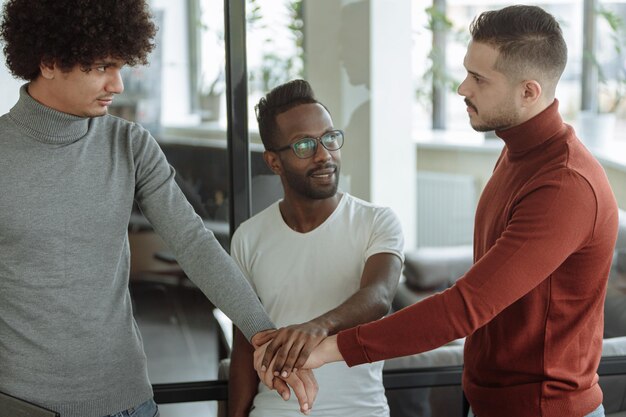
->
xmin=130 ymin=278 xmax=221 ymax=417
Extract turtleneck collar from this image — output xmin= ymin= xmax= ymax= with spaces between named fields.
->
xmin=8 ymin=84 xmax=91 ymax=145
xmin=495 ymin=99 xmax=564 ymax=154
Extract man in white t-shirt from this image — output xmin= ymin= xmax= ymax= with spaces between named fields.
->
xmin=228 ymin=79 xmax=404 ymax=417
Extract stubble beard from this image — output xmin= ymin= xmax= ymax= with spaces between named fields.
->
xmin=283 ymin=165 xmax=340 ymax=200
xmin=470 ymin=104 xmax=520 ymax=132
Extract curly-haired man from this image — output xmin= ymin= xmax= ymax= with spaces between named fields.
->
xmin=0 ymin=1 xmax=316 ymax=416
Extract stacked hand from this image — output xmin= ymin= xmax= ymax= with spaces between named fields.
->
xmin=254 ymin=321 xmax=328 ymax=377
xmin=251 ymin=325 xmax=341 ymax=414
xmin=261 ymin=365 xmax=318 ymax=415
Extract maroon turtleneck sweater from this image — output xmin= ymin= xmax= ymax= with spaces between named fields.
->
xmin=337 ymin=100 xmax=618 ymax=417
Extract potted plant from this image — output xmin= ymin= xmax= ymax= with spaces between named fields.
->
xmin=194 ymin=0 xmax=227 ymax=123
xmin=595 ymin=6 xmax=625 ymax=114
xmin=198 ymin=69 xmax=225 ymax=122
xmin=194 ymin=0 xmax=266 ymax=122
xmin=415 ymin=3 xmax=467 ymax=130
xmin=248 ymin=0 xmax=303 ymax=93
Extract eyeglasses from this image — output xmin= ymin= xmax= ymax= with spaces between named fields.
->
xmin=270 ymin=129 xmax=344 ymax=159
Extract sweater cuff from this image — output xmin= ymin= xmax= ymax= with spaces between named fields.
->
xmin=337 ymin=326 xmax=371 ymax=367
xmin=241 ymin=315 xmax=276 ymax=343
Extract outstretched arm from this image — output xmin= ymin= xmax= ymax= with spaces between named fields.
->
xmin=256 ymin=252 xmax=402 ymax=378
xmin=133 ymin=131 xmax=275 ymax=340
xmin=301 ymin=174 xmax=604 ymax=368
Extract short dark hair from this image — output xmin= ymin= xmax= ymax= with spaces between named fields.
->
xmin=470 ymin=5 xmax=567 ymax=89
xmin=1 ymin=0 xmax=157 ymax=81
xmin=256 ymin=79 xmax=327 ymax=150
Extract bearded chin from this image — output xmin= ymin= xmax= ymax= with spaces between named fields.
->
xmin=284 ymin=168 xmax=340 ymax=200
xmin=305 ymin=181 xmax=339 ymax=199
xmin=471 ymin=112 xmax=519 ymax=132
xmin=471 ymin=122 xmax=500 ymax=132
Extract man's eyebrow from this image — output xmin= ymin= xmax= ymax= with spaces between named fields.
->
xmin=467 ymin=70 xmax=486 ymax=79
xmin=290 ymin=128 xmax=335 ymax=140
xmin=91 ymin=60 xmax=123 ymax=67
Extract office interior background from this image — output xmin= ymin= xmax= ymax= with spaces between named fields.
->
xmin=1 ymin=0 xmax=625 ymax=416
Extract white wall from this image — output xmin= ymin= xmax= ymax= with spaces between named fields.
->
xmin=150 ymin=0 xmax=194 ymax=125
xmin=0 ymin=0 xmax=22 ymax=115
xmin=306 ymin=0 xmax=416 ymax=249
xmin=370 ymin=0 xmax=415 ymax=249
xmin=0 ymin=62 xmax=21 ymax=115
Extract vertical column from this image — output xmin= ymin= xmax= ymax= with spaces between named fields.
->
xmin=303 ymin=0 xmax=343 ymax=121
xmin=224 ymin=0 xmax=251 ymax=233
xmin=431 ymin=0 xmax=448 ymax=129
xmin=306 ymin=0 xmax=369 ymax=201
xmin=370 ymin=0 xmax=416 ymax=249
xmin=305 ymin=0 xmax=416 ymax=249
xmin=581 ymin=0 xmax=598 ymax=112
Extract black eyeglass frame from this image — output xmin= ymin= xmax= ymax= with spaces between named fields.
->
xmin=269 ymin=129 xmax=345 ymax=159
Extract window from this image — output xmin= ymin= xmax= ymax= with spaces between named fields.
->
xmin=412 ymin=0 xmax=626 ymax=142
xmin=186 ymin=0 xmax=303 ymax=128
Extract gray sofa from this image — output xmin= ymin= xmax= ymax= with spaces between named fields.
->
xmin=385 ymin=209 xmax=626 ymax=416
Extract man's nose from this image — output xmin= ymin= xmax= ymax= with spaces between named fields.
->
xmin=313 ymin=140 xmax=332 ymax=162
xmin=106 ymin=69 xmax=124 ymax=94
xmin=457 ymin=77 xmax=469 ymax=97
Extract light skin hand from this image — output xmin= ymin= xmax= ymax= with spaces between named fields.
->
xmin=301 ymin=335 xmax=343 ymax=369
xmin=254 ymin=341 xmax=277 ymax=389
xmin=276 ymin=369 xmax=318 ymax=415
xmin=272 ymin=376 xmax=291 ymax=402
xmin=294 ymin=368 xmax=318 ymax=411
xmin=260 ymin=321 xmax=328 ymax=377
xmin=251 ymin=328 xmax=276 ymax=348
xmin=254 ymin=341 xmax=319 ymax=414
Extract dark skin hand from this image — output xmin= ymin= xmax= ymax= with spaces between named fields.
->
xmin=229 ymin=329 xmax=318 ymax=417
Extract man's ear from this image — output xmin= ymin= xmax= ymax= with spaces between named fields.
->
xmin=520 ymin=79 xmax=542 ymax=106
xmin=39 ymin=59 xmax=56 ymax=80
xmin=263 ymin=150 xmax=282 ymax=175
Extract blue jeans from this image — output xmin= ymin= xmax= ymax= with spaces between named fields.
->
xmin=468 ymin=404 xmax=604 ymax=417
xmin=104 ymin=398 xmax=159 ymax=417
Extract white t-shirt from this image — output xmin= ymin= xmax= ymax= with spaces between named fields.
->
xmin=231 ymin=193 xmax=404 ymax=417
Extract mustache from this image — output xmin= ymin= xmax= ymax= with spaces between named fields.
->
xmin=464 ymin=99 xmax=478 ymax=113
xmin=307 ymin=163 xmax=338 ymax=177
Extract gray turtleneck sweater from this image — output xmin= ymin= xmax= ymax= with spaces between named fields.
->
xmin=0 ymin=86 xmax=274 ymax=417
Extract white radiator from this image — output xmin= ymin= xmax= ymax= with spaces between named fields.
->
xmin=417 ymin=172 xmax=477 ymax=247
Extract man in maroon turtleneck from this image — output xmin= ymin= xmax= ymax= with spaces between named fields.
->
xmin=255 ymin=5 xmax=619 ymax=417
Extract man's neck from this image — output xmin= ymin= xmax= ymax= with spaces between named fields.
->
xmin=27 ymin=78 xmax=68 ymax=115
xmin=279 ymin=193 xmax=343 ymax=233
xmin=514 ymin=97 xmax=555 ymax=128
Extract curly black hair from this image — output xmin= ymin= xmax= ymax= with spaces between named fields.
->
xmin=0 ymin=0 xmax=157 ymax=81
